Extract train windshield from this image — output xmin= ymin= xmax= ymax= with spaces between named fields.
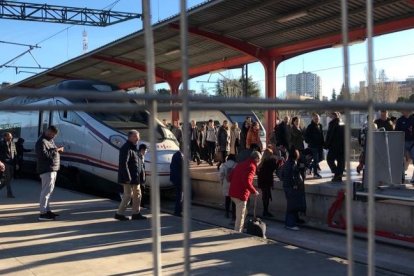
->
xmin=90 ymin=111 xmax=178 ymax=144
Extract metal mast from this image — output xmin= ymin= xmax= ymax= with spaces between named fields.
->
xmin=0 ymin=1 xmax=141 ymax=26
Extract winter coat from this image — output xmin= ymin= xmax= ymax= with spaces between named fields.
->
xmin=229 ymin=158 xmax=258 ymax=201
xmin=395 ymin=115 xmax=414 ymax=142
xmin=170 ymin=151 xmax=183 ymax=188
xmin=35 ymin=134 xmax=60 ymax=174
xmin=325 ymin=118 xmax=345 ymax=154
xmin=281 ymin=158 xmax=306 ymax=213
xmin=217 ymin=126 xmax=230 ymax=152
xmin=257 ymin=157 xmax=278 ymax=190
xmin=289 ymin=126 xmax=304 ymax=151
xmin=276 ymin=121 xmax=290 ymax=148
xmin=246 ymin=128 xmax=261 ymax=149
xmin=0 ymin=140 xmax=17 ymax=165
xmin=219 ymin=159 xmax=237 ymax=196
xmin=118 ymin=141 xmax=145 ymax=185
xmin=206 ymin=126 xmax=217 ymax=143
xmin=305 ymin=121 xmax=324 ymax=148
xmin=171 ymin=126 xmax=183 ymax=145
xmin=280 ymin=158 xmax=303 ymax=190
xmin=230 ymin=127 xmax=241 ymax=155
xmin=374 ymin=118 xmax=393 ymax=131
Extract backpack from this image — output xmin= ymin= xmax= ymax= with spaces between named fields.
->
xmin=226 ymin=162 xmax=237 ymax=183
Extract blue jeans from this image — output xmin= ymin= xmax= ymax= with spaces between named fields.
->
xmin=310 ymin=147 xmax=321 ymax=174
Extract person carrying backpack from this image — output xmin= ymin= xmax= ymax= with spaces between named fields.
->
xmin=219 ymin=154 xmax=237 ymax=220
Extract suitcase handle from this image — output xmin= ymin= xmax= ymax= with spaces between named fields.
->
xmin=253 ymin=194 xmax=258 ymax=219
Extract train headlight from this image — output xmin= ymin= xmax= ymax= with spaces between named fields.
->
xmin=109 ymin=135 xmax=127 ymax=148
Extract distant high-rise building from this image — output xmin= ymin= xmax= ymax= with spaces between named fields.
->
xmin=286 ymin=72 xmax=321 ymax=100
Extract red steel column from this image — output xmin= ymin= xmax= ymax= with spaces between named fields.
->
xmin=262 ymin=58 xmax=277 ymax=141
xmin=168 ymin=78 xmax=181 ymax=122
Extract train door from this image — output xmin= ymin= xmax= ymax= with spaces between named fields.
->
xmin=38 ymin=110 xmax=52 ymax=136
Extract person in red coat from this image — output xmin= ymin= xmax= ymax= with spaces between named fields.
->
xmin=229 ymin=151 xmax=262 ymax=232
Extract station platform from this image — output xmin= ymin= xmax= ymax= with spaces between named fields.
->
xmin=190 ymin=161 xmax=414 ymax=238
xmin=1 ymin=179 xmax=409 ymax=275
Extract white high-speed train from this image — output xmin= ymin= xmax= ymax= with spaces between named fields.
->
xmin=0 ymin=80 xmax=179 ymax=194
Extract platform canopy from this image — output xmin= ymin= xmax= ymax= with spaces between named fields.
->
xmin=12 ymin=0 xmax=414 ymax=90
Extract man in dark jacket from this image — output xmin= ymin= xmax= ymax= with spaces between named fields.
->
xmin=115 ymin=130 xmax=147 ymax=221
xmin=217 ymin=120 xmax=230 ymax=170
xmin=325 ymin=112 xmax=345 ymax=182
xmin=276 ymin=116 xmax=291 ymax=155
xmin=171 ymin=120 xmax=183 ymax=148
xmin=170 ymin=150 xmax=183 ymax=216
xmin=190 ymin=120 xmax=201 ymax=165
xmin=305 ymin=113 xmax=324 ymax=179
xmin=35 ymin=126 xmax=63 ymax=220
xmin=0 ymin=132 xmax=17 ymax=198
xmin=395 ymin=111 xmax=414 ymax=183
xmin=374 ymin=110 xmax=394 ymax=131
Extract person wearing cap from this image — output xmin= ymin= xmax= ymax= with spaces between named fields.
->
xmin=228 ymin=151 xmax=261 ymax=232
xmin=325 ymin=112 xmax=345 ymax=182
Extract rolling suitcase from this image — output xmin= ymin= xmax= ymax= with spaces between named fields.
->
xmin=246 ymin=195 xmax=267 ymax=239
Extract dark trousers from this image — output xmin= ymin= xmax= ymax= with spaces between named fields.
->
xmin=174 ymin=184 xmax=182 ymax=215
xmin=284 ymin=187 xmax=298 ymax=227
xmin=190 ymin=140 xmax=200 ymax=162
xmin=310 ymin=147 xmax=321 ymax=174
xmin=0 ymin=163 xmax=14 ymax=196
xmin=206 ymin=141 xmax=216 ymax=162
xmin=217 ymin=150 xmax=228 ymax=167
xmin=225 ymin=196 xmax=236 ymax=219
xmin=261 ymin=187 xmax=272 ymax=213
xmin=327 ymin=150 xmax=345 ymax=177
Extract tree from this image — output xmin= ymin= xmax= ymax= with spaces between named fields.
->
xmin=199 ymin=84 xmax=209 ymax=96
xmin=337 ymin=84 xmax=345 ymax=101
xmin=331 ymin=89 xmax=337 ymax=101
xmin=397 ymin=96 xmax=407 ymax=103
xmin=215 ymin=76 xmax=260 ymax=98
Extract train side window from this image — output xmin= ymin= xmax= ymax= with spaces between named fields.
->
xmin=56 ymin=101 xmax=85 ymax=126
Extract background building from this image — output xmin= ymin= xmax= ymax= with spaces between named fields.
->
xmin=286 ymin=71 xmax=321 ymax=100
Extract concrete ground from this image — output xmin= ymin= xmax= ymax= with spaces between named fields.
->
xmin=0 ymin=179 xmax=409 ymax=276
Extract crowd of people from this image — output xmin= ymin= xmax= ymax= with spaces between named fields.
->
xmin=166 ymin=117 xmax=263 ymax=170
xmin=2 ymin=109 xmax=413 ymax=234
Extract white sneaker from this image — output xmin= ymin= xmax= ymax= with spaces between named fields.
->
xmin=285 ymin=226 xmax=300 ymax=231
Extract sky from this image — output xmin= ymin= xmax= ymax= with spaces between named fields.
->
xmin=1 ymin=0 xmax=414 ymax=99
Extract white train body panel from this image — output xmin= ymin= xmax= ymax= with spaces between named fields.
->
xmin=0 ymin=96 xmax=179 ymax=189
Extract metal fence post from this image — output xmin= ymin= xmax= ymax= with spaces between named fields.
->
xmin=341 ymin=0 xmax=354 ymax=275
xmin=180 ymin=0 xmax=192 ymax=275
xmin=142 ymin=0 xmax=162 ymax=275
xmin=366 ymin=0 xmax=376 ymax=275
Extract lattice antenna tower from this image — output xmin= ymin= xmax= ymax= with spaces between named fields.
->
xmin=82 ymin=29 xmax=88 ymax=54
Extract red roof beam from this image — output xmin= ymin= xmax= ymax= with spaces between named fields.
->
xmin=91 ymin=54 xmax=174 ymax=83
xmin=119 ymin=77 xmax=166 ymax=90
xmin=170 ymin=55 xmax=257 ymax=80
xmin=270 ymin=16 xmax=414 ymax=57
xmin=169 ymin=23 xmax=269 ymax=61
